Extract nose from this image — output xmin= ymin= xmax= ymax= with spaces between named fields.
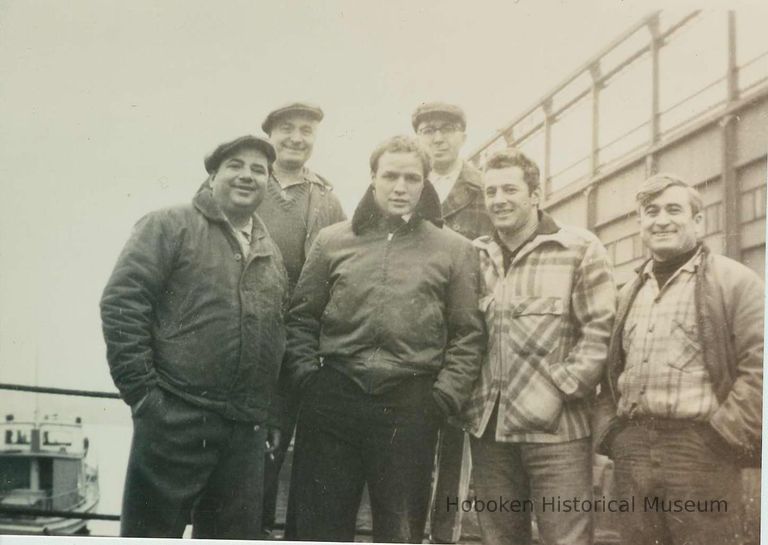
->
xmin=490 ymin=190 xmax=506 ymax=206
xmin=392 ymin=177 xmax=408 ymax=194
xmin=238 ymin=167 xmax=254 ymax=181
xmin=654 ymin=210 xmax=670 ymax=226
xmin=288 ymin=128 xmax=303 ymax=143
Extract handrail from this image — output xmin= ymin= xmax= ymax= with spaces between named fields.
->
xmin=0 ymin=383 xmax=120 ymax=400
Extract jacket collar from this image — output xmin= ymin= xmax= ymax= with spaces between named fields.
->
xmin=474 ymin=211 xmax=563 ymax=276
xmin=441 ymin=162 xmax=483 ymax=218
xmin=351 ymin=179 xmax=444 ymax=235
xmin=193 ymin=179 xmax=269 ymax=240
xmin=634 ymin=242 xmax=707 ymax=277
xmin=272 ymin=167 xmax=332 ymax=190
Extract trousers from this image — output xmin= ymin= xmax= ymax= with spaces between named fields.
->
xmin=287 ymin=365 xmax=441 ymax=542
xmin=120 ymin=387 xmax=266 ymax=539
xmin=470 ymin=411 xmax=593 ymax=545
xmin=611 ymin=419 xmax=744 ymax=545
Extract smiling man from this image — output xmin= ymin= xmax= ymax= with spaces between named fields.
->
xmin=257 ymin=102 xmax=346 ymax=537
xmin=283 ymin=135 xmax=485 ymax=543
xmin=594 ymin=174 xmax=764 ymax=545
xmin=463 ymin=148 xmax=615 ymax=545
xmin=101 ymin=135 xmax=287 ymax=539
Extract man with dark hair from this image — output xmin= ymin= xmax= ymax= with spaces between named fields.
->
xmin=463 ymin=148 xmax=616 ymax=545
xmin=284 ymin=135 xmax=485 ymax=543
xmin=258 ymin=101 xmax=346 ymax=536
xmin=101 ymin=135 xmax=287 ymax=539
xmin=593 ymin=173 xmax=763 ymax=545
xmin=412 ymin=101 xmax=493 ymax=544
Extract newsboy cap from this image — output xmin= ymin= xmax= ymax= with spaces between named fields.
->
xmin=411 ymin=102 xmax=467 ymax=131
xmin=204 ymin=135 xmax=276 ymax=174
xmin=261 ymin=102 xmax=324 ymax=134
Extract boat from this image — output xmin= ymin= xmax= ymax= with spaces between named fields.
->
xmin=0 ymin=413 xmax=100 ymax=535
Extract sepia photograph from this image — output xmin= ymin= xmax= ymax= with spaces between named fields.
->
xmin=0 ymin=1 xmax=765 ymax=544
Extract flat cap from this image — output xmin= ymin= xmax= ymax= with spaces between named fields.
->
xmin=411 ymin=102 xmax=467 ymax=131
xmin=261 ymin=101 xmax=324 ymax=134
xmin=204 ymin=135 xmax=276 ymax=174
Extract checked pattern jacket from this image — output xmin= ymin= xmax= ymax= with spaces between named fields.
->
xmin=463 ymin=213 xmax=616 ymax=443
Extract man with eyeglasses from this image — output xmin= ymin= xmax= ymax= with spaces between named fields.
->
xmin=413 ymin=102 xmax=493 ymax=544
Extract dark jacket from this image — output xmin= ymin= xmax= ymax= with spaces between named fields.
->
xmin=593 ymin=245 xmax=763 ymax=463
xmin=284 ymin=182 xmax=486 ymax=415
xmin=441 ymin=162 xmax=493 ymax=241
xmin=100 ymin=188 xmax=288 ymax=424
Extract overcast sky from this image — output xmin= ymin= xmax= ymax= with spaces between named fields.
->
xmin=0 ymin=0 xmax=764 ymax=422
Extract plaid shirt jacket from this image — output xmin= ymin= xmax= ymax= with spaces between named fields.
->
xmin=463 ymin=213 xmax=616 ymax=443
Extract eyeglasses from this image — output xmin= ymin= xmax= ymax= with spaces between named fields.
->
xmin=417 ymin=124 xmax=462 ymax=137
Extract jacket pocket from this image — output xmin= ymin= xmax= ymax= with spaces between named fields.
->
xmin=506 ymin=296 xmax=564 ymax=358
xmin=667 ymin=318 xmax=701 ymax=372
xmin=498 ymin=296 xmax=565 ymax=433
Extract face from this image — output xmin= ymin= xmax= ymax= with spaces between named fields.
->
xmin=416 ymin=116 xmax=466 ymax=171
xmin=371 ymin=152 xmax=425 ymax=217
xmin=210 ymin=147 xmax=269 ymax=216
xmin=639 ymin=185 xmax=703 ymax=261
xmin=483 ymin=166 xmax=540 ymax=234
xmin=270 ymin=113 xmax=318 ymax=169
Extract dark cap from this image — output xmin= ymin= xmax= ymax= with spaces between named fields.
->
xmin=204 ymin=135 xmax=276 ymax=174
xmin=411 ymin=102 xmax=467 ymax=131
xmin=261 ymin=102 xmax=324 ymax=134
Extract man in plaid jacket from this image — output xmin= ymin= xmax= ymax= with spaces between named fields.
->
xmin=462 ymin=148 xmax=616 ymax=545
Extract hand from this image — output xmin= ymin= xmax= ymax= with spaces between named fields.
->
xmin=265 ymin=427 xmax=282 ymax=454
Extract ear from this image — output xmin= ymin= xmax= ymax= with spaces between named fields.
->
xmin=530 ymin=186 xmax=542 ymax=207
xmin=693 ymin=211 xmax=705 ymax=236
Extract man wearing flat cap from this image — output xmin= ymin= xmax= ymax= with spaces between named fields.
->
xmin=101 ymin=135 xmax=287 ymax=539
xmin=413 ymin=101 xmax=493 ymax=544
xmin=258 ymin=101 xmax=346 ymax=536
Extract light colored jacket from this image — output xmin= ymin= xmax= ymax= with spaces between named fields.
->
xmin=593 ymin=245 xmax=764 ymax=464
xmin=463 ymin=213 xmax=616 ymax=443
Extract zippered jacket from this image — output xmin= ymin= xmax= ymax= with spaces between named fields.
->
xmin=284 ymin=183 xmax=485 ymax=415
xmin=463 ymin=214 xmax=616 ymax=442
xmin=593 ymin=245 xmax=764 ymax=463
xmin=101 ymin=188 xmax=288 ymax=424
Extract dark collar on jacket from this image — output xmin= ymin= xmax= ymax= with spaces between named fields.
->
xmin=441 ymin=162 xmax=482 ymax=218
xmin=351 ymin=179 xmax=444 ymax=235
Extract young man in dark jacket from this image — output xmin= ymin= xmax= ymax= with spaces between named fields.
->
xmin=284 ymin=135 xmax=485 ymax=543
xmin=413 ymin=102 xmax=493 ymax=543
xmin=593 ymin=174 xmax=763 ymax=545
xmin=257 ymin=101 xmax=346 ymax=536
xmin=101 ymin=135 xmax=287 ymax=539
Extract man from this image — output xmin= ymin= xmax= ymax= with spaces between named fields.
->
xmin=258 ymin=101 xmax=346 ymax=535
xmin=462 ymin=148 xmax=616 ymax=545
xmin=284 ymin=135 xmax=485 ymax=542
xmin=101 ymin=135 xmax=287 ymax=539
xmin=413 ymin=101 xmax=493 ymax=544
xmin=593 ymin=174 xmax=763 ymax=545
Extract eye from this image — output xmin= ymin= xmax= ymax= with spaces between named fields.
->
xmin=405 ymin=175 xmax=423 ymax=184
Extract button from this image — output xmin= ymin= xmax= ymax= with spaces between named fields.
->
xmin=253 ymin=424 xmax=260 ymax=432
xmin=234 ymin=253 xmax=242 ymax=261
xmin=648 ymin=323 xmax=654 ymax=332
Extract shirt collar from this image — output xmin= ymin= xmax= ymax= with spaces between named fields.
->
xmin=641 ymin=244 xmax=703 ymax=279
xmin=428 ymin=160 xmax=463 ymax=184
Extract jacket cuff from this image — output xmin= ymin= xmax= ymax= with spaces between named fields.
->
xmin=549 ymin=361 xmax=588 ymax=399
xmin=432 ymin=387 xmax=459 ymax=417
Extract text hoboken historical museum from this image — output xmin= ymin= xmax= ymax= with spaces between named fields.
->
xmin=445 ymin=496 xmax=728 ymax=514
